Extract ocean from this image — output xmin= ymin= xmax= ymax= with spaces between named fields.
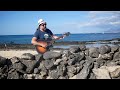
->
xmin=0 ymin=33 xmax=120 ymax=44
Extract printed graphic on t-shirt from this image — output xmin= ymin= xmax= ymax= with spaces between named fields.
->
xmin=44 ymin=34 xmax=49 ymax=39
xmin=44 ymin=34 xmax=49 ymax=40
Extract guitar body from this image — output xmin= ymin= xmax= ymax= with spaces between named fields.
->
xmin=36 ymin=41 xmax=48 ymax=54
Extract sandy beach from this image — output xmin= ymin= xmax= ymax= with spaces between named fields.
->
xmin=0 ymin=50 xmax=38 ymax=59
xmin=0 ymin=49 xmax=61 ymax=59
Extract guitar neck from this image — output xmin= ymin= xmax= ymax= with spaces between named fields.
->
xmin=50 ymin=35 xmax=65 ymax=44
xmin=53 ymin=32 xmax=70 ymax=41
xmin=47 ymin=32 xmax=70 ymax=46
xmin=58 ymin=35 xmax=64 ymax=39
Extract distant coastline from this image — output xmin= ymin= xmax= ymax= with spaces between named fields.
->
xmin=0 ymin=32 xmax=120 ymax=36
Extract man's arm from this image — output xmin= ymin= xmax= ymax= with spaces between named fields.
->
xmin=31 ymin=37 xmax=47 ymax=48
xmin=52 ymin=35 xmax=65 ymax=40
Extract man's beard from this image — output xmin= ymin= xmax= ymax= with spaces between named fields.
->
xmin=44 ymin=27 xmax=47 ymax=31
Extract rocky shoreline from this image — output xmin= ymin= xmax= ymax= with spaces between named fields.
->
xmin=0 ymin=44 xmax=120 ymax=79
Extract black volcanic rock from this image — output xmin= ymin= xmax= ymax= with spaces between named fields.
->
xmin=43 ymin=51 xmax=62 ymax=60
xmin=0 ymin=56 xmax=8 ymax=67
xmin=89 ymin=47 xmax=99 ymax=58
xmin=111 ymin=45 xmax=119 ymax=53
xmin=69 ymin=46 xmax=80 ymax=53
xmin=1 ymin=43 xmax=120 ymax=79
xmin=113 ymin=52 xmax=120 ymax=60
xmin=20 ymin=59 xmax=39 ymax=74
xmin=79 ymin=44 xmax=86 ymax=51
xmin=99 ymin=45 xmax=111 ymax=55
xmin=21 ymin=53 xmax=35 ymax=60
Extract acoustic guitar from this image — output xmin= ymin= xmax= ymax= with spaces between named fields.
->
xmin=35 ymin=32 xmax=70 ymax=54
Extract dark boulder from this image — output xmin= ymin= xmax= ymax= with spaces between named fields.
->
xmin=43 ymin=60 xmax=54 ymax=70
xmin=85 ymin=49 xmax=89 ymax=56
xmin=99 ymin=45 xmax=111 ymax=55
xmin=111 ymin=45 xmax=119 ymax=53
xmin=79 ymin=44 xmax=86 ymax=51
xmin=34 ymin=68 xmax=39 ymax=74
xmin=12 ymin=61 xmax=26 ymax=73
xmin=113 ymin=52 xmax=120 ymax=60
xmin=67 ymin=58 xmax=77 ymax=66
xmin=21 ymin=53 xmax=35 ymax=60
xmin=0 ymin=56 xmax=7 ymax=67
xmin=10 ymin=56 xmax=20 ymax=64
xmin=35 ymin=54 xmax=43 ymax=61
xmin=69 ymin=46 xmax=80 ymax=53
xmin=76 ymin=60 xmax=94 ymax=79
xmin=98 ymin=52 xmax=113 ymax=60
xmin=20 ymin=59 xmax=39 ymax=74
xmin=74 ymin=52 xmax=85 ymax=62
xmin=67 ymin=66 xmax=76 ymax=74
xmin=0 ymin=65 xmax=8 ymax=79
xmin=62 ymin=50 xmax=71 ymax=57
xmin=7 ymin=69 xmax=20 ymax=79
xmin=43 ymin=51 xmax=62 ymax=60
xmin=89 ymin=47 xmax=99 ymax=58
xmin=49 ymin=69 xmax=59 ymax=79
xmin=57 ymin=65 xmax=66 ymax=77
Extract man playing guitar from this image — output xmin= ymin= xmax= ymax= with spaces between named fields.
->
xmin=31 ymin=19 xmax=70 ymax=54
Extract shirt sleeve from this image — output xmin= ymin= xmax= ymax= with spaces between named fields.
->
xmin=33 ymin=30 xmax=39 ymax=39
xmin=48 ymin=29 xmax=53 ymax=36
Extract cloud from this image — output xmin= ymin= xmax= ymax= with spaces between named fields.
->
xmin=109 ymin=21 xmax=120 ymax=25
xmin=84 ymin=11 xmax=120 ymax=27
xmin=89 ymin=11 xmax=120 ymax=15
xmin=50 ymin=11 xmax=120 ymax=33
xmin=88 ymin=11 xmax=120 ymax=25
xmin=64 ymin=11 xmax=120 ymax=33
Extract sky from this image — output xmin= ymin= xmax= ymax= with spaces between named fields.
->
xmin=0 ymin=11 xmax=120 ymax=35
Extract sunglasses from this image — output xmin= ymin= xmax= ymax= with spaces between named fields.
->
xmin=40 ymin=23 xmax=47 ymax=26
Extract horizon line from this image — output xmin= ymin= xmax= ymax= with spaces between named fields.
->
xmin=0 ymin=32 xmax=120 ymax=35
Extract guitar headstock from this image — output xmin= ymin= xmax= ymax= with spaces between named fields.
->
xmin=63 ymin=32 xmax=70 ymax=36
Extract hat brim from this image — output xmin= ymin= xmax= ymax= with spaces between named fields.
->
xmin=39 ymin=22 xmax=46 ymax=26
